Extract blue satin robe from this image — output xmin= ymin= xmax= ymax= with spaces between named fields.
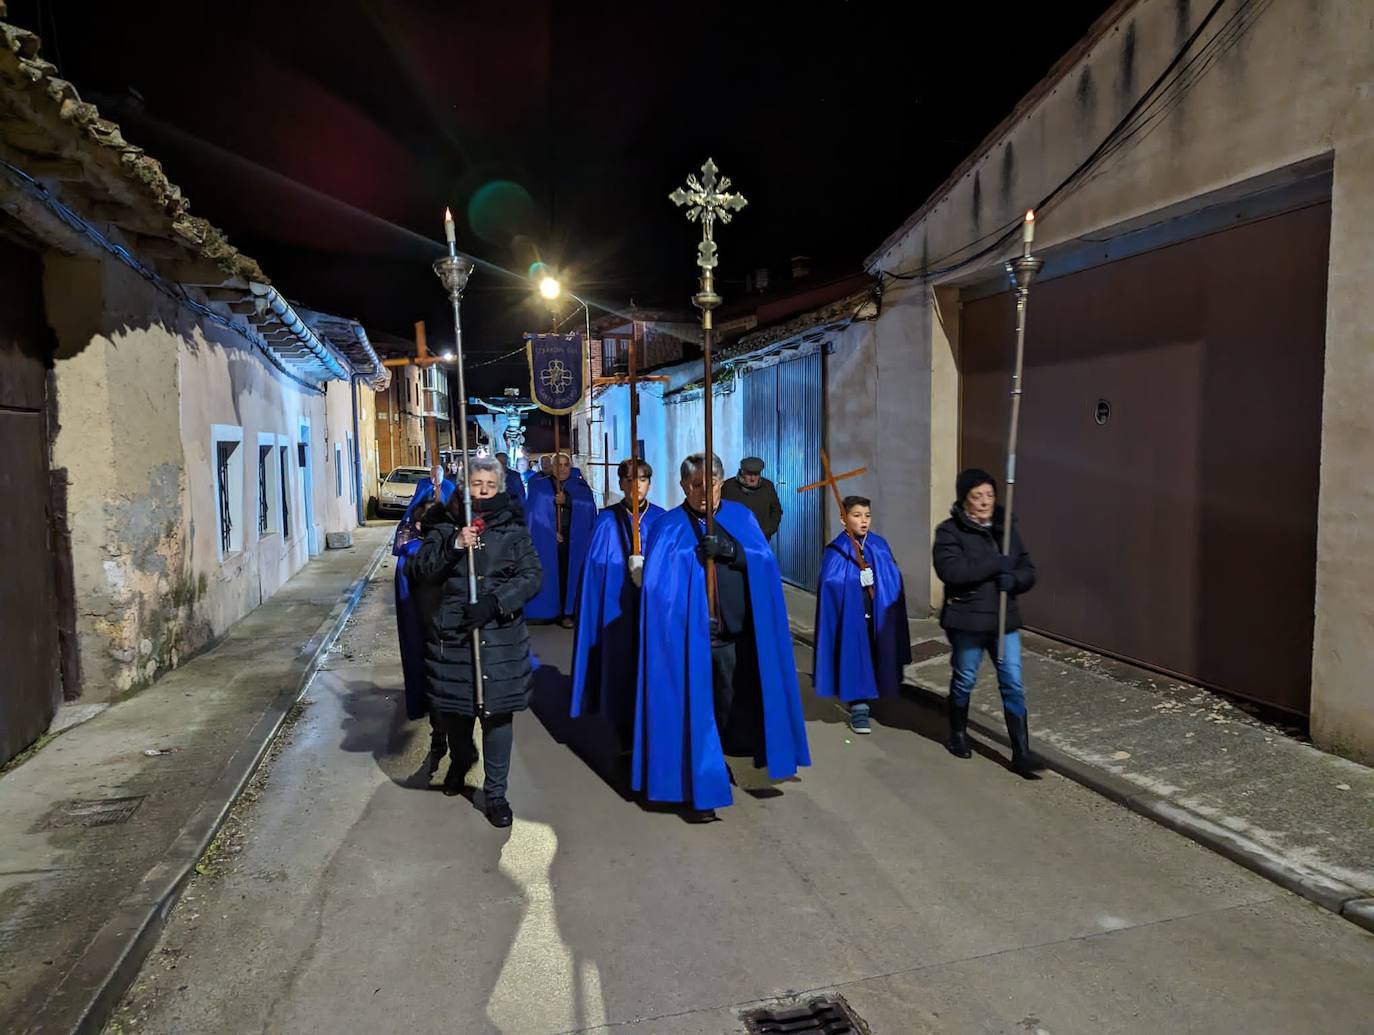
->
xmin=812 ymin=531 xmax=911 ymax=702
xmin=570 ymin=501 xmax=665 ymax=728
xmin=634 ymin=500 xmax=811 ymax=810
xmin=524 ymin=472 xmax=597 ymax=620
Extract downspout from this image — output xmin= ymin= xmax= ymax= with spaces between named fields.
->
xmin=350 ymin=374 xmax=366 ymax=525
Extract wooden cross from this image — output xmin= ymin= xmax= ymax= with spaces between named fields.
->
xmin=583 ymin=432 xmax=619 ymax=504
xmin=594 ymin=342 xmax=668 ymax=557
xmin=798 ymin=449 xmax=872 ymax=584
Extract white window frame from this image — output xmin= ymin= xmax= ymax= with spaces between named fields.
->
xmin=276 ymin=434 xmax=291 ymax=540
xmin=335 ymin=442 xmax=345 ymax=497
xmin=211 ymin=423 xmax=245 ymax=563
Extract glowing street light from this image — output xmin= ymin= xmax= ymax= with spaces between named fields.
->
xmin=539 ymin=274 xmax=562 ymax=301
xmin=442 ymin=351 xmax=455 ymax=361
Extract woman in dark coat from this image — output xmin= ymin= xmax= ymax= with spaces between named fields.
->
xmin=932 ymin=468 xmax=1042 ymax=778
xmin=408 ymin=457 xmax=543 ymax=827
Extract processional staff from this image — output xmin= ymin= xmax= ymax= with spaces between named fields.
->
xmin=433 ymin=208 xmax=484 ymax=715
xmin=670 ymin=158 xmax=747 ymax=615
xmin=997 ymin=210 xmax=1044 ymax=656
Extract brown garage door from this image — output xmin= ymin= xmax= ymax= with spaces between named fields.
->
xmin=0 ymin=236 xmax=61 ymax=763
xmin=959 ymin=201 xmax=1329 ymax=715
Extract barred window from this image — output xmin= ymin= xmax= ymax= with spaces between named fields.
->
xmin=279 ymin=445 xmax=291 ymax=539
xmin=217 ymin=441 xmax=237 ymax=555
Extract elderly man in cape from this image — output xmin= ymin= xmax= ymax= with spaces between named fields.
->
xmin=525 ymin=451 xmax=597 ymax=627
xmin=634 ymin=452 xmax=810 ymax=819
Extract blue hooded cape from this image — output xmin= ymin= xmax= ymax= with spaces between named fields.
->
xmin=393 ymin=478 xmax=455 ymax=720
xmin=505 ymin=468 xmax=527 ymax=504
xmin=812 ymin=531 xmax=911 ymax=702
xmin=570 ymin=501 xmax=666 ymax=728
xmin=634 ymin=500 xmax=811 ymax=810
xmin=524 ymin=472 xmax=597 ymax=620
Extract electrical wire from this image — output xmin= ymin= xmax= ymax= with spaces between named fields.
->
xmin=0 ymin=157 xmax=327 ymax=395
xmin=877 ymin=0 xmax=1242 ymax=283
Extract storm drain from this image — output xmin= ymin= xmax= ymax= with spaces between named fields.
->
xmin=742 ymin=996 xmax=868 ymax=1034
xmin=43 ymin=795 xmax=146 ymax=828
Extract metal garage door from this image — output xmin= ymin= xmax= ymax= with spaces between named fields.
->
xmin=959 ymin=201 xmax=1330 ymax=714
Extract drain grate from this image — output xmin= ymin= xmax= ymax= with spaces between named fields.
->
xmin=44 ymin=795 xmax=146 ymax=828
xmin=909 ymin=639 xmax=951 ymax=663
xmin=743 ymin=996 xmax=867 ymax=1035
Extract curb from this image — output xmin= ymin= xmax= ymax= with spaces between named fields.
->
xmin=788 ymin=623 xmax=1374 ymax=937
xmin=41 ymin=538 xmax=391 ymax=1035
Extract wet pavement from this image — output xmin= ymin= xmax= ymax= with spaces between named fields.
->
xmin=106 ymin=561 xmax=1374 ymax=1034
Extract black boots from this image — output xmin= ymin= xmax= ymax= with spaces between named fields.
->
xmin=1005 ymin=712 xmax=1045 ymax=779
xmin=945 ymin=701 xmax=973 ymax=758
xmin=484 ymin=796 xmax=513 ymax=827
xmin=425 ymin=725 xmax=448 ymax=777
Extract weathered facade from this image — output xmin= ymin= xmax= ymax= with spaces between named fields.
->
xmin=0 ymin=16 xmax=386 ymax=761
xmin=859 ymin=0 xmax=1374 ymax=760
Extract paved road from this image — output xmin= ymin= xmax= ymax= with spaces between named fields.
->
xmin=109 ymin=559 xmax=1374 ymax=1034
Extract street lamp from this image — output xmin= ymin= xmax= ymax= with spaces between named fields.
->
xmin=539 ymin=274 xmax=562 ymax=301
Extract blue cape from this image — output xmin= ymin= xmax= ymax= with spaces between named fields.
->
xmin=571 ymin=502 xmax=665 ymax=726
xmin=393 ymin=478 xmax=455 ymax=720
xmin=634 ymin=500 xmax=811 ymax=810
xmin=524 ymin=473 xmax=597 ymax=619
xmin=812 ymin=531 xmax=911 ymax=702
xmin=505 ymin=468 xmax=527 ymax=502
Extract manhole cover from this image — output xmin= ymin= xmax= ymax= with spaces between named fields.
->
xmin=743 ymin=996 xmax=868 ymax=1034
xmin=44 ymin=796 xmax=146 ymax=828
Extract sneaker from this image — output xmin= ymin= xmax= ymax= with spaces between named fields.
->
xmin=484 ymin=796 xmax=514 ymax=827
xmin=848 ymin=703 xmax=872 ymax=735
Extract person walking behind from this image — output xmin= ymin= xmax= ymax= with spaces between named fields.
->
xmin=720 ymin=457 xmax=783 ymax=541
xmin=932 ymin=468 xmax=1043 ymax=778
xmin=409 ymin=457 xmax=543 ymax=826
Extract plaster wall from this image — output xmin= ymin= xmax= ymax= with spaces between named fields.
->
xmin=865 ymin=0 xmax=1374 ymax=757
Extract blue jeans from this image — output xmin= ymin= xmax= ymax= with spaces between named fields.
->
xmin=948 ymin=630 xmax=1026 ymax=718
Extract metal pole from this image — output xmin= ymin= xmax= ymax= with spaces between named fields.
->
xmin=433 ymin=239 xmax=484 ymax=716
xmin=997 ymin=251 xmax=1043 ymax=656
xmin=629 ymin=327 xmax=642 ymax=555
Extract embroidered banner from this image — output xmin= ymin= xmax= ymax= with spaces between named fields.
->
xmin=526 ymin=333 xmax=585 ymax=415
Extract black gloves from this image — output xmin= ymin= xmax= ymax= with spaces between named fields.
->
xmin=995 ymin=572 xmax=1017 ymax=591
xmin=457 ymin=594 xmax=501 ymax=632
xmin=695 ymin=535 xmax=737 ymax=565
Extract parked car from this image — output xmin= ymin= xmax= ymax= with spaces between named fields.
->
xmin=377 ymin=466 xmax=434 ymax=518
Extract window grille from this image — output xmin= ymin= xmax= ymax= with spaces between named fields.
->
xmin=217 ymin=441 xmax=236 ymax=555
xmin=259 ymin=445 xmax=272 ymax=534
xmin=279 ymin=446 xmax=291 ymax=538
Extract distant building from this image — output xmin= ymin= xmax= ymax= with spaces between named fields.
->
xmin=0 ymin=16 xmax=387 ymax=763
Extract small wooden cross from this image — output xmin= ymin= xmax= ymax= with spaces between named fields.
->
xmin=798 ymin=449 xmax=872 ymax=580
xmin=583 ymin=432 xmax=620 ymax=503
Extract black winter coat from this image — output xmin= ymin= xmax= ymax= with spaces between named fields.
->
xmin=408 ymin=497 xmax=544 ymax=715
xmin=932 ymin=504 xmax=1037 ymax=634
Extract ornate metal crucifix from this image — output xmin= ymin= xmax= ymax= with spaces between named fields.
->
xmin=670 ymin=158 xmax=747 ymax=612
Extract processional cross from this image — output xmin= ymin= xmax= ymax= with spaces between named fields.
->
xmin=798 ymin=449 xmax=872 ymax=595
xmin=670 ymin=158 xmax=747 ymax=609
xmin=594 ymin=344 xmax=669 ymax=555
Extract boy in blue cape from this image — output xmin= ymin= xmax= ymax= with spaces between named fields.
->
xmin=812 ymin=495 xmax=912 ymax=734
xmin=392 ymin=465 xmax=456 ymax=776
xmin=635 ymin=452 xmax=810 ymax=819
xmin=525 ymin=451 xmax=597 ymax=627
xmin=570 ymin=459 xmax=664 ymax=748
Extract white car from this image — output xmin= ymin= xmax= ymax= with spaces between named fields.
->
xmin=377 ymin=467 xmax=434 ymax=518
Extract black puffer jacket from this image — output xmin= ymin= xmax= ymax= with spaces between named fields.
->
xmin=408 ymin=494 xmax=543 ymax=715
xmin=932 ymin=504 xmax=1036 ymax=634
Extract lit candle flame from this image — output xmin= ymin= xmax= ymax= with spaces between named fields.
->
xmin=443 ymin=207 xmax=456 ymax=247
xmin=1021 ymin=208 xmax=1036 ymax=254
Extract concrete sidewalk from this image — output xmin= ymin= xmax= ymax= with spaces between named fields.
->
xmin=0 ymin=525 xmax=391 ymax=1035
xmin=783 ymin=584 xmax=1374 ymax=933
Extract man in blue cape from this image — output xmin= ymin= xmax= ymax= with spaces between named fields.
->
xmin=634 ymin=452 xmax=810 ymax=818
xmin=392 ymin=465 xmax=456 ymax=775
xmin=812 ymin=494 xmax=911 ymax=735
xmin=525 ymin=451 xmax=596 ymax=627
xmin=570 ymin=458 xmax=664 ymax=748
xmin=496 ymin=451 xmax=527 ymax=522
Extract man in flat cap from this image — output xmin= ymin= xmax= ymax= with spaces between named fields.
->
xmin=721 ymin=457 xmax=784 ymax=541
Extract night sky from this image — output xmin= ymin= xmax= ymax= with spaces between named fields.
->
xmin=8 ymin=0 xmax=1111 ymax=394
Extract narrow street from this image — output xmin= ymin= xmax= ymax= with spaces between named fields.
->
xmin=108 ymin=553 xmax=1374 ymax=1035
